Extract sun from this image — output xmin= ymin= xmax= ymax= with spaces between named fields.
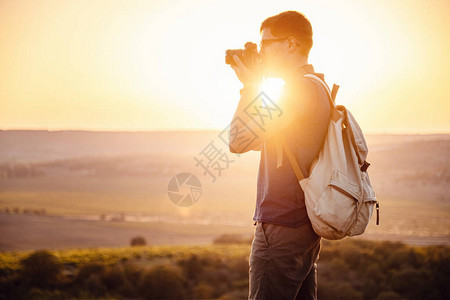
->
xmin=260 ymin=77 xmax=285 ymax=104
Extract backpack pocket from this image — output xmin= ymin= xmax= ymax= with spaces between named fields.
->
xmin=314 ymin=170 xmax=360 ymax=234
xmin=348 ymin=172 xmax=377 ymax=236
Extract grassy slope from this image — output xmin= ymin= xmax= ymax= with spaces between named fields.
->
xmin=0 ymin=132 xmax=448 ymax=250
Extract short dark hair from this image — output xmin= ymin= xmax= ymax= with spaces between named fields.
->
xmin=260 ymin=11 xmax=313 ymax=57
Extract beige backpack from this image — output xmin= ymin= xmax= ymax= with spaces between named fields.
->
xmin=283 ymin=74 xmax=379 ymax=240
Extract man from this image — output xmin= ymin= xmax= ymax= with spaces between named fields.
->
xmin=228 ymin=11 xmax=331 ymax=300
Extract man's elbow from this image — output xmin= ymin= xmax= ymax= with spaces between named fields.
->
xmin=229 ymin=143 xmax=248 ymax=154
xmin=229 ymin=139 xmax=263 ymax=153
xmin=229 ymin=145 xmax=243 ymax=154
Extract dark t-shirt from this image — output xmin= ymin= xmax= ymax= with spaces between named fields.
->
xmin=253 ymin=64 xmax=331 ymax=227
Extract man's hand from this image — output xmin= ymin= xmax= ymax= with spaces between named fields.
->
xmin=230 ymin=55 xmax=263 ymax=87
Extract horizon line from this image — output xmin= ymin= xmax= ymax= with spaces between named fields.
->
xmin=0 ymin=127 xmax=449 ymax=135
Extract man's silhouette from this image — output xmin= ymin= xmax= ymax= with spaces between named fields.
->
xmin=229 ymin=11 xmax=330 ymax=300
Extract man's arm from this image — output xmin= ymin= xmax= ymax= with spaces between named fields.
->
xmin=252 ymin=144 xmax=262 ymax=151
xmin=228 ymin=77 xmax=318 ymax=154
xmin=228 ymin=85 xmax=267 ymax=153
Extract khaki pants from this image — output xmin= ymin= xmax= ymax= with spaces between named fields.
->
xmin=249 ymin=221 xmax=321 ymax=300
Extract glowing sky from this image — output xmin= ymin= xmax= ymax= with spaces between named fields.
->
xmin=0 ymin=0 xmax=449 ymax=133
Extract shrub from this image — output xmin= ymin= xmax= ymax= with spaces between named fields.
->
xmin=202 ymin=268 xmax=232 ymax=297
xmin=213 ymin=234 xmax=252 ymax=245
xmin=76 ymin=262 xmax=105 ymax=284
xmin=121 ymin=262 xmax=142 ymax=286
xmin=391 ymin=267 xmax=431 ymax=300
xmin=178 ymin=254 xmax=203 ymax=282
xmin=138 ymin=263 xmax=186 ymax=299
xmin=27 ymin=288 xmax=66 ymax=300
xmin=101 ymin=265 xmax=125 ymax=290
xmin=375 ymin=291 xmax=406 ymax=300
xmin=84 ymin=273 xmax=107 ymax=297
xmin=117 ymin=279 xmax=137 ymax=298
xmin=228 ymin=256 xmax=249 ymax=279
xmin=219 ymin=289 xmax=249 ymax=299
xmin=20 ymin=250 xmax=62 ymax=288
xmin=27 ymin=288 xmax=46 ymax=299
xmin=318 ymin=281 xmax=363 ymax=300
xmin=386 ymin=248 xmax=424 ymax=270
xmin=130 ymin=236 xmax=147 ymax=247
xmin=192 ymin=282 xmax=215 ymax=299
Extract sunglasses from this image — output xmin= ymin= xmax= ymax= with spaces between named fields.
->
xmin=259 ymin=37 xmax=300 ymax=50
xmin=259 ymin=38 xmax=288 ymax=49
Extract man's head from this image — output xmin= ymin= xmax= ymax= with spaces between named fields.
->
xmin=259 ymin=11 xmax=313 ymax=78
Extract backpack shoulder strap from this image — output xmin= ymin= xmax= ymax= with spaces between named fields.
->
xmin=282 ymin=138 xmax=305 ymax=181
xmin=303 ymin=74 xmax=340 ymax=121
xmin=283 ymin=74 xmax=340 ymax=182
xmin=305 ymin=74 xmax=368 ymax=169
xmin=303 ymin=74 xmax=336 ymax=104
xmin=331 ymin=84 xmax=340 ymax=103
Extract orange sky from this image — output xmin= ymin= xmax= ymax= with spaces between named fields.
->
xmin=0 ymin=0 xmax=449 ymax=133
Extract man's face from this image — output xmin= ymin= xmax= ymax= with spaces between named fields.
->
xmin=260 ymin=28 xmax=288 ymax=77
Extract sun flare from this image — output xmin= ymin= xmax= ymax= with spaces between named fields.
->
xmin=260 ymin=77 xmax=285 ymax=104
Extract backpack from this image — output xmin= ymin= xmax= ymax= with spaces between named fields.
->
xmin=282 ymin=74 xmax=379 ymax=240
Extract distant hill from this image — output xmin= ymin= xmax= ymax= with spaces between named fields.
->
xmin=0 ymin=130 xmax=448 ymax=200
xmin=0 ymin=130 xmax=448 ymax=249
xmin=0 ymin=130 xmax=222 ymax=163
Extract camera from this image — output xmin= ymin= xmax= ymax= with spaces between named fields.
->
xmin=225 ymin=42 xmax=260 ymax=69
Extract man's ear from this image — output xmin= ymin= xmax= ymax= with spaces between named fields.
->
xmin=286 ymin=36 xmax=299 ymax=53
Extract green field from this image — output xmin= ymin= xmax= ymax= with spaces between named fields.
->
xmin=0 ymin=239 xmax=448 ymax=300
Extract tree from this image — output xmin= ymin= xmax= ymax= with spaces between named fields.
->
xmin=130 ymin=236 xmax=147 ymax=247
